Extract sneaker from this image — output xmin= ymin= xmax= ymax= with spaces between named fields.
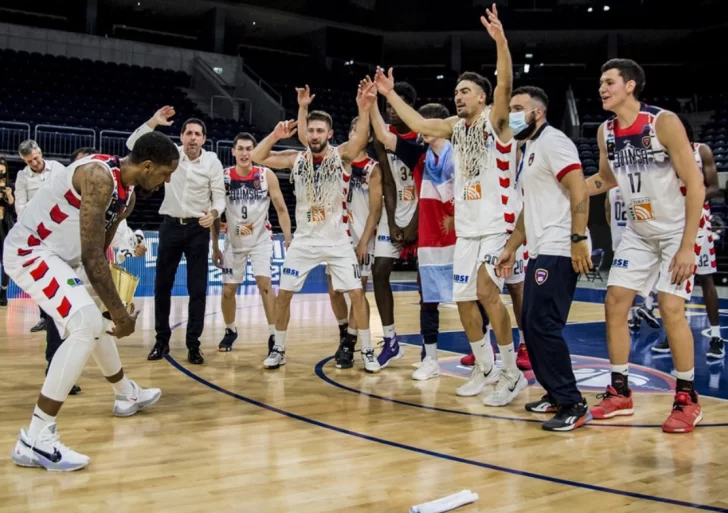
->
xmin=218 ymin=329 xmax=238 ymax=352
xmin=628 ymin=315 xmax=641 ymax=332
xmin=377 ymin=336 xmax=404 ymax=369
xmin=636 ymin=306 xmax=660 ymax=329
xmin=484 ymin=368 xmax=528 ymax=406
xmin=460 ymin=352 xmax=475 ymax=366
xmin=335 ymin=341 xmax=355 ymax=369
xmin=113 ymin=380 xmax=162 ymax=417
xmin=707 ymin=337 xmax=725 ymax=359
xmin=456 ymin=362 xmax=499 ymax=396
xmin=542 ymin=400 xmax=592 ymax=431
xmin=361 ymin=348 xmax=381 ymax=373
xmin=267 ymin=335 xmax=275 ymax=353
xmin=11 ymin=423 xmax=89 ymax=471
xmin=264 ymin=345 xmax=286 ymax=369
xmin=412 ymin=356 xmax=440 ymax=381
xmin=590 ymin=385 xmax=634 ymax=419
xmin=525 ymin=394 xmax=558 ymax=413
xmin=651 ymin=338 xmax=671 ymax=354
xmin=662 ymin=391 xmax=703 ymax=433
xmin=516 ymin=344 xmax=531 ymax=371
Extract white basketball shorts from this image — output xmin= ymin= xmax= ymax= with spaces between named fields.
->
xmin=453 ymin=233 xmax=508 ymax=302
xmin=221 ymin=239 xmax=273 ymax=284
xmin=504 ymin=242 xmax=526 ymax=286
xmin=696 ymin=231 xmax=717 ymax=276
xmin=326 ymin=236 xmax=374 ymax=279
xmin=373 ymin=209 xmax=401 ymax=260
xmin=281 ymin=239 xmax=362 ymax=293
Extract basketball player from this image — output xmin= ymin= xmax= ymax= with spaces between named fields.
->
xmin=251 ymin=84 xmax=381 ymax=372
xmin=587 ymin=59 xmax=705 ymax=433
xmin=497 ymin=86 xmax=593 ymax=430
xmin=4 ymin=133 xmax=177 ymax=470
xmin=211 ymin=132 xmax=292 ymax=352
xmin=374 ymin=5 xmax=527 ymax=405
xmin=368 ymin=81 xmax=420 ymax=368
xmin=651 ymin=115 xmax=725 ymax=358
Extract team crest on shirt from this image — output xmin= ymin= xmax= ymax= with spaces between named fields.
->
xmin=254 ymin=180 xmax=261 ymax=189
xmin=528 ymin=153 xmax=535 ymax=166
xmin=642 ymin=136 xmax=651 ymax=148
xmin=535 ymin=268 xmax=548 ymax=285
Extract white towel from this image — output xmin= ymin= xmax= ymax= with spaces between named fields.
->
xmin=410 ymin=489 xmax=479 ymax=513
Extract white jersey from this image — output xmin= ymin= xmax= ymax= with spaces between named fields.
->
xmin=693 ymin=142 xmax=712 ymax=236
xmin=224 ymin=165 xmax=272 ymax=250
xmin=386 ymin=125 xmax=419 ymax=227
xmin=4 ymin=154 xmax=134 ymax=268
xmin=520 ymin=125 xmax=588 ymax=258
xmin=452 ymin=110 xmax=516 ymax=238
xmin=603 ymin=105 xmax=685 ymax=238
xmin=347 ymin=157 xmax=377 ymax=245
xmin=609 ymin=187 xmax=628 ymax=251
xmin=291 ymin=150 xmax=350 ymax=246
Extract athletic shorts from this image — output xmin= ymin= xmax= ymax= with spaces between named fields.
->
xmin=373 ymin=209 xmax=402 ymax=259
xmin=696 ymin=231 xmax=717 ymax=276
xmin=281 ymin=239 xmax=362 ymax=293
xmin=504 ymin=242 xmax=526 ymax=285
xmin=453 ymin=233 xmax=508 ymax=302
xmin=326 ymin=236 xmax=373 ymax=279
xmin=3 ymin=249 xmax=98 ymax=338
xmin=221 ymin=239 xmax=273 ymax=284
xmin=608 ymin=228 xmax=696 ymax=300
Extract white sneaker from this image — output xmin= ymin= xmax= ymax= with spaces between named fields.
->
xmin=483 ymin=368 xmax=528 ymax=406
xmin=11 ymin=423 xmax=89 ymax=472
xmin=412 ymin=356 xmax=440 ymax=381
xmin=361 ymin=348 xmax=381 ymax=373
xmin=456 ymin=362 xmax=499 ymax=396
xmin=113 ymin=380 xmax=162 ymax=417
xmin=264 ymin=345 xmax=286 ymax=369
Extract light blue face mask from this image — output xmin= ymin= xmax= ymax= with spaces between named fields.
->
xmin=509 ymin=111 xmax=529 ymax=134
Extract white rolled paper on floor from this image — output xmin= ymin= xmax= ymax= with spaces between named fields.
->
xmin=409 ymin=489 xmax=479 ymax=513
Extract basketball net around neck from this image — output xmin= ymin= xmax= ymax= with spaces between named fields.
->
xmin=298 ymin=146 xmax=343 ymax=210
xmin=452 ymin=107 xmax=490 ymax=180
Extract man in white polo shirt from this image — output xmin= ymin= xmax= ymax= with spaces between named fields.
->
xmin=497 ymin=86 xmax=593 ymax=432
xmin=126 ymin=106 xmax=225 ymax=365
xmin=16 ymin=140 xmax=66 ymax=333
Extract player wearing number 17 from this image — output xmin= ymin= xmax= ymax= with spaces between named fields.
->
xmin=586 ymin=59 xmax=706 ymax=433
xmin=251 ymin=82 xmax=381 ymax=372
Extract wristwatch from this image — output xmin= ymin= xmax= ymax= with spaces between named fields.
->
xmin=571 ymin=234 xmax=588 ymax=243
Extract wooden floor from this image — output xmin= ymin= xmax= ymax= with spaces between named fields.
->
xmin=2 ymin=289 xmax=728 ymax=513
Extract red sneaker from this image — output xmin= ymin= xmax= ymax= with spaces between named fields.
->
xmin=590 ymin=385 xmax=634 ymax=419
xmin=516 ymin=343 xmax=532 ymax=370
xmin=662 ymin=391 xmax=703 ymax=433
xmin=460 ymin=352 xmax=475 ymax=366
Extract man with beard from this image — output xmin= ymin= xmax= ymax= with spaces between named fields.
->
xmin=497 ymin=86 xmax=593 ymax=431
xmin=126 ymin=106 xmax=225 ymax=365
xmin=251 ymin=83 xmax=380 ymax=372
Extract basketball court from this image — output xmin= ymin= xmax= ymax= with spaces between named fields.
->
xmin=2 ymin=273 xmax=728 ymax=513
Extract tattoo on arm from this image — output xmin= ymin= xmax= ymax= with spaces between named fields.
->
xmin=594 ymin=179 xmax=603 ymax=189
xmin=79 ymin=165 xmax=126 ymax=318
xmin=104 ymin=192 xmax=136 ymax=250
xmin=573 ymin=198 xmax=587 ymax=214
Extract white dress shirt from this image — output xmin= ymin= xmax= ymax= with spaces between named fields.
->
xmin=126 ymin=123 xmax=226 ymax=219
xmin=14 ymin=159 xmax=65 ymax=216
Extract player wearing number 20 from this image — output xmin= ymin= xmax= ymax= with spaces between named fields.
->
xmin=587 ymin=59 xmax=705 ymax=433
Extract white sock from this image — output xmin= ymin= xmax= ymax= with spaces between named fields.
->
xmin=111 ymin=376 xmax=135 ymax=397
xmin=470 ymin=336 xmax=494 ymax=371
xmin=711 ymin=325 xmax=721 ymax=339
xmin=28 ymin=406 xmax=56 ymax=439
xmin=424 ymin=343 xmax=437 ymax=359
xmin=674 ymin=368 xmax=695 ymax=381
xmin=383 ymin=324 xmax=396 ymax=339
xmin=518 ymin=329 xmax=525 ymax=346
xmin=499 ymin=343 xmax=517 ymax=371
xmin=645 ymin=295 xmax=654 ymax=310
xmin=268 ymin=324 xmax=275 ymax=336
xmin=337 ymin=318 xmax=348 ymax=326
xmin=359 ymin=328 xmax=372 ymax=350
xmin=347 ymin=326 xmax=358 ymax=337
xmin=226 ymin=323 xmax=237 ymax=332
xmin=275 ymin=330 xmax=287 ymax=349
xmin=611 ymin=364 xmax=629 ymax=376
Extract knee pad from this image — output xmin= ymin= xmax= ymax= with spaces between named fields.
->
xmin=66 ymin=304 xmax=104 ymax=340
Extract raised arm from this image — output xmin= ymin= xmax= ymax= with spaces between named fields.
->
xmin=126 ymin=106 xmax=176 ymax=150
xmin=373 ymin=140 xmax=399 ymax=238
xmin=75 ymin=164 xmax=137 ymax=337
xmin=362 ymin=76 xmax=398 ymax=151
xmin=338 ymin=82 xmax=377 ymax=163
xmin=699 ymin=144 xmax=720 ymax=201
xmin=586 ymin=124 xmax=619 ymax=196
xmin=295 ymin=85 xmax=315 ymax=148
xmin=481 ymin=6 xmax=513 ymax=139
xmin=251 ymin=120 xmax=300 ymax=170
xmin=363 ymin=165 xmax=383 ymax=244
xmin=375 ymin=67 xmax=457 ymax=138
xmin=267 ymin=169 xmax=293 ymax=248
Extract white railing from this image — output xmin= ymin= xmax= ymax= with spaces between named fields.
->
xmin=215 ymin=140 xmax=235 ymax=168
xmin=99 ymin=130 xmax=133 ymax=156
xmin=34 ymin=125 xmax=96 ymax=159
xmin=0 ymin=121 xmax=31 ymax=154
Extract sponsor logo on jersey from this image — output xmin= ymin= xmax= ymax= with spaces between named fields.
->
xmin=528 ymin=153 xmax=535 ymax=166
xmin=464 ymin=183 xmax=482 ymax=200
xmin=307 ymin=207 xmax=326 ymax=223
xmin=453 ymin=274 xmax=469 ymax=283
xmin=629 ymin=198 xmax=654 ymax=221
xmin=282 ymin=267 xmax=299 ymax=277
xmin=535 ymin=268 xmax=548 ymax=285
xmin=66 ymin=277 xmax=83 ymax=287
xmin=399 ymin=186 xmax=416 ymax=201
xmin=236 ymin=223 xmax=255 ymax=236
xmin=612 ymin=258 xmax=629 ymax=268
xmin=377 ymin=234 xmax=392 ymax=243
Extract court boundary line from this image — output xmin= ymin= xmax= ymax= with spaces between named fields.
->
xmin=165 ymin=354 xmax=728 ymax=512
